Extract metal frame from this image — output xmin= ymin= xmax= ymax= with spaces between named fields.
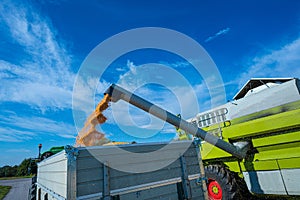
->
xmin=194 ymin=139 xmax=208 ymax=200
xmin=103 ymin=162 xmax=111 ymax=200
xmin=65 ymin=145 xmax=79 ymax=199
xmin=180 ymin=155 xmax=192 ymax=199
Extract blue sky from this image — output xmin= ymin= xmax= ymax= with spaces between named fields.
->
xmin=1 ymin=0 xmax=300 ymax=166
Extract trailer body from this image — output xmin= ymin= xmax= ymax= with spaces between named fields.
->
xmin=36 ymin=141 xmax=205 ymax=200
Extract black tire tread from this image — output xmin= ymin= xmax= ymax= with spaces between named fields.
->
xmin=205 ymin=164 xmax=239 ymax=199
xmin=28 ymin=176 xmax=37 ymax=200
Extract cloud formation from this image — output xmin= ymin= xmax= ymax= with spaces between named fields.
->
xmin=0 ymin=112 xmax=76 ymax=142
xmin=0 ymin=1 xmax=74 ymax=111
xmin=205 ymin=27 xmax=230 ymax=43
xmin=238 ymin=36 xmax=300 ymax=86
xmin=0 ymin=1 xmax=77 ymax=143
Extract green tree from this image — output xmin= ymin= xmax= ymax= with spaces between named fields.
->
xmin=16 ymin=158 xmax=31 ymax=176
xmin=0 ymin=158 xmax=38 ymax=177
xmin=0 ymin=165 xmax=17 ymax=177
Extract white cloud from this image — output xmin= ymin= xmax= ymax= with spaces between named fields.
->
xmin=0 ymin=126 xmax=36 ymax=142
xmin=127 ymin=60 xmax=137 ymax=75
xmin=159 ymin=61 xmax=191 ymax=68
xmin=0 ymin=113 xmax=76 ymax=142
xmin=0 ymin=133 xmax=24 ymax=142
xmin=0 ymin=1 xmax=75 ymax=111
xmin=115 ymin=67 xmax=126 ymax=72
xmin=205 ymin=27 xmax=230 ymax=43
xmin=0 ymin=0 xmax=78 ymax=143
xmin=72 ymin=76 xmax=100 ymax=114
xmin=238 ymin=36 xmax=300 ymax=86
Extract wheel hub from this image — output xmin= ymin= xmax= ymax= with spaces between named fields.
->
xmin=207 ymin=179 xmax=223 ymax=200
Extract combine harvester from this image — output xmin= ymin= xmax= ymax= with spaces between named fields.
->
xmin=33 ymin=78 xmax=300 ymax=200
xmin=183 ymin=77 xmax=300 ymax=199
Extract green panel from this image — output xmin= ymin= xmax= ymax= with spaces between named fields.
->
xmin=198 ymin=101 xmax=300 ymax=172
xmin=240 ymin=157 xmax=300 ymax=172
xmin=201 ymin=142 xmax=231 ymax=160
xmin=241 ymin=160 xmax=279 ymax=171
xmin=256 ymin=141 xmax=300 ymax=152
xmin=254 ymin=142 xmax=300 ymax=161
xmin=277 ymin=157 xmax=300 ymax=169
xmin=49 ymin=146 xmax=64 ymax=154
xmin=224 ymin=161 xmax=241 ymax=173
xmin=252 ymin=131 xmax=300 ymax=147
xmin=222 ymin=108 xmax=300 ymax=139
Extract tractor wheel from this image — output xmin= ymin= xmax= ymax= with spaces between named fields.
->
xmin=28 ymin=176 xmax=37 ymax=200
xmin=205 ymin=165 xmax=239 ymax=200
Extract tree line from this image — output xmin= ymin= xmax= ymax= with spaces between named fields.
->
xmin=0 ymin=158 xmax=37 ymax=177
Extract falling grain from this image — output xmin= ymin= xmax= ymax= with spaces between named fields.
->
xmin=75 ymin=94 xmax=111 ymax=146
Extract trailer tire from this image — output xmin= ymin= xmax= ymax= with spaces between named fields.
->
xmin=205 ymin=165 xmax=238 ymax=200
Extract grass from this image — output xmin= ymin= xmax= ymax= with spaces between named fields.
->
xmin=0 ymin=185 xmax=11 ymax=200
xmin=0 ymin=175 xmax=33 ymax=180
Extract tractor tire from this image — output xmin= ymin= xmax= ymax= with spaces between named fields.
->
xmin=28 ymin=176 xmax=37 ymax=200
xmin=205 ymin=165 xmax=239 ymax=200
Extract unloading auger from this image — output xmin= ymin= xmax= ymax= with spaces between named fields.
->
xmin=101 ymin=84 xmax=247 ymax=159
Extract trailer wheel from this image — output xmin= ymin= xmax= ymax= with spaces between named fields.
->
xmin=205 ymin=165 xmax=238 ymax=200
